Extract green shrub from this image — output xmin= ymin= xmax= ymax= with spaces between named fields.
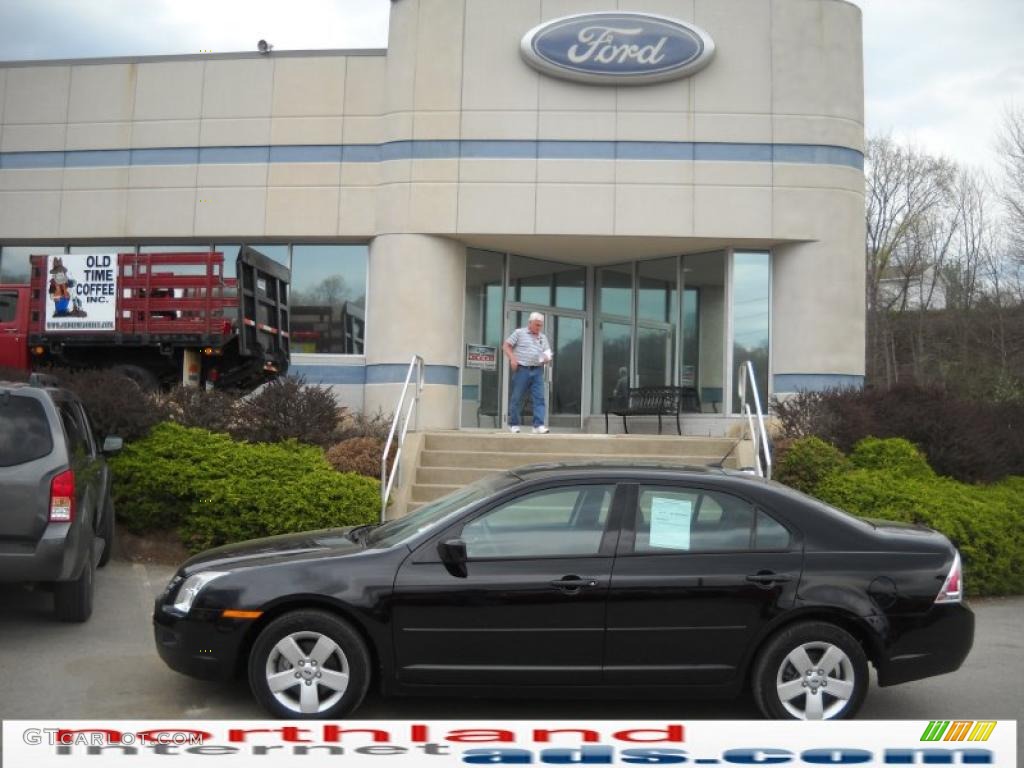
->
xmin=815 ymin=468 xmax=1024 ymax=596
xmin=849 ymin=437 xmax=934 ymax=478
xmin=774 ymin=436 xmax=848 ymax=494
xmin=110 ymin=422 xmax=380 ymax=553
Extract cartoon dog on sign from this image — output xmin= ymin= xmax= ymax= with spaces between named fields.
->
xmin=48 ymin=257 xmax=86 ymax=318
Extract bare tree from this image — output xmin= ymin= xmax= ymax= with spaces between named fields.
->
xmin=997 ymin=104 xmax=1024 ymax=259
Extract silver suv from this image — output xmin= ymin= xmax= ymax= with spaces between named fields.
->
xmin=0 ymin=376 xmax=121 ymax=621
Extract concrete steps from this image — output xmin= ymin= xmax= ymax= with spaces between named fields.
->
xmin=403 ymin=431 xmax=740 ymax=515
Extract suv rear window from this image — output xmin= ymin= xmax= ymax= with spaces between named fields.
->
xmin=0 ymin=394 xmax=54 ymax=466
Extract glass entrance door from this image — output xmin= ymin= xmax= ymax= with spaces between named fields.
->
xmin=504 ymin=306 xmax=586 ymax=431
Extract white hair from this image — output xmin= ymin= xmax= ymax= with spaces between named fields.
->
xmin=528 ymin=311 xmax=545 ymax=323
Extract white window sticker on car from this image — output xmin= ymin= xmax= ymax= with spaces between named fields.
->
xmin=649 ymin=496 xmax=693 ymax=550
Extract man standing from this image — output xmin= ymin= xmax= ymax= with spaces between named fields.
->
xmin=502 ymin=312 xmax=552 ymax=434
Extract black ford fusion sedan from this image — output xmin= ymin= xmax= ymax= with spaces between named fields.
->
xmin=154 ymin=463 xmax=973 ymax=720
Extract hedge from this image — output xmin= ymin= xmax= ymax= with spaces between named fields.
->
xmin=777 ymin=437 xmax=1024 ymax=596
xmin=110 ymin=422 xmax=380 ymax=553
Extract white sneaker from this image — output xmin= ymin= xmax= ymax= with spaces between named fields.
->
xmin=532 ymin=425 xmax=549 ymax=434
xmin=509 ymin=425 xmax=520 ymax=433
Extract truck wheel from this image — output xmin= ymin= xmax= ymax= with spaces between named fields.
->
xmin=54 ymin=552 xmax=95 ymax=623
xmin=98 ymin=494 xmax=115 ymax=568
xmin=248 ymin=610 xmax=371 ymax=719
xmin=110 ymin=364 xmax=160 ymax=391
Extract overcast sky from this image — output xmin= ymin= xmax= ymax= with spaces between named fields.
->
xmin=0 ymin=0 xmax=1020 ymax=173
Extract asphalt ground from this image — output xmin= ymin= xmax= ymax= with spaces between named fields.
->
xmin=0 ymin=558 xmax=1020 ymax=730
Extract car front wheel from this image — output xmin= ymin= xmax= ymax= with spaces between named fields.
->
xmin=248 ymin=610 xmax=371 ymax=719
xmin=752 ymin=621 xmax=868 ymax=720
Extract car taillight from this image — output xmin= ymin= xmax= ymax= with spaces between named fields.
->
xmin=49 ymin=469 xmax=76 ymax=522
xmin=935 ymin=551 xmax=963 ymax=604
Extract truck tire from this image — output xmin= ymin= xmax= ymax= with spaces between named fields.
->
xmin=54 ymin=551 xmax=95 ymax=623
xmin=98 ymin=494 xmax=115 ymax=568
xmin=110 ymin=364 xmax=160 ymax=391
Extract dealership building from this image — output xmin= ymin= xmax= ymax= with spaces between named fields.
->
xmin=0 ymin=0 xmax=865 ymax=433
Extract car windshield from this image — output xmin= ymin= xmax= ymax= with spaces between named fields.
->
xmin=365 ymin=472 xmax=518 ymax=548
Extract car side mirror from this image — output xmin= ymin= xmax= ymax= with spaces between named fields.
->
xmin=102 ymin=436 xmax=124 ymax=454
xmin=437 ymin=538 xmax=468 ymax=578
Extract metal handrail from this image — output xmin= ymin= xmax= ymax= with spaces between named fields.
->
xmin=737 ymin=360 xmax=772 ymax=480
xmin=380 ymin=355 xmax=424 ymax=521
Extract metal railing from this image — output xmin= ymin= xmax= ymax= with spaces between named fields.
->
xmin=380 ymin=355 xmax=424 ymax=521
xmin=737 ymin=360 xmax=772 ymax=480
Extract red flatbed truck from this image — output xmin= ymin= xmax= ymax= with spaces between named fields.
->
xmin=0 ymin=247 xmax=290 ymax=390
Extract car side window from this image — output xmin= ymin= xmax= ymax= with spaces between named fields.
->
xmin=74 ymin=402 xmax=98 ymax=455
xmin=755 ymin=509 xmax=791 ymax=550
xmin=634 ymin=486 xmax=772 ymax=553
xmin=57 ymin=401 xmax=91 ymax=460
xmin=461 ymin=484 xmax=614 ymax=559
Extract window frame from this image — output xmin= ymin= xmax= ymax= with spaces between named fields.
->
xmin=616 ymin=482 xmax=796 ymax=557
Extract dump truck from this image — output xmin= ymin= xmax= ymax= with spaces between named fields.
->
xmin=0 ymin=247 xmax=290 ymax=391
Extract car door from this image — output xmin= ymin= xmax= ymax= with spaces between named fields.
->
xmin=604 ymin=483 xmax=802 ymax=686
xmin=392 ymin=482 xmax=623 ymax=687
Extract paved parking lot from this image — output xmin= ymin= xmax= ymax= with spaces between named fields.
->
xmin=1 ymin=558 xmax=1022 ymax=725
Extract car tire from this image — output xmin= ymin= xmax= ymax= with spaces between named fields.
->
xmin=248 ymin=610 xmax=371 ymax=719
xmin=752 ymin=621 xmax=868 ymax=720
xmin=54 ymin=551 xmax=95 ymax=623
xmin=97 ymin=495 xmax=115 ymax=568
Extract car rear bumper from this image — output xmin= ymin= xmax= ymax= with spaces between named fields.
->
xmin=153 ymin=605 xmax=249 ymax=682
xmin=0 ymin=522 xmax=87 ymax=582
xmin=877 ymin=602 xmax=974 ymax=687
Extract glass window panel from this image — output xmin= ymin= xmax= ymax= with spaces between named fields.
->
xmin=597 ymin=263 xmax=632 ymax=318
xmin=0 ymin=246 xmax=64 ymax=284
xmin=681 ymin=288 xmax=700 ymax=388
xmin=136 ymin=244 xmax=215 ymax=276
xmin=637 ymin=257 xmax=677 ymax=323
xmin=508 ymin=255 xmax=585 ymax=310
xmin=755 ymin=510 xmax=790 ymax=550
xmin=593 ymin=320 xmax=631 ymax=413
xmin=461 ymin=485 xmax=613 ymax=559
xmin=732 ymin=251 xmax=770 ymax=414
xmin=683 ymin=252 xmax=726 ymax=413
xmin=637 ymin=326 xmax=675 ymax=387
xmin=635 ymin=487 xmax=755 ymax=553
xmin=462 ymin=250 xmax=504 ymax=428
xmin=69 ymin=245 xmax=134 ymax=255
xmin=290 ymin=245 xmax=368 ymax=354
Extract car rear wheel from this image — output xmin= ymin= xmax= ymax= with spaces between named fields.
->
xmin=248 ymin=610 xmax=371 ymax=719
xmin=54 ymin=551 xmax=95 ymax=622
xmin=753 ymin=621 xmax=867 ymax=720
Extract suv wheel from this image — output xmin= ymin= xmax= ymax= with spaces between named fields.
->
xmin=248 ymin=610 xmax=371 ymax=719
xmin=98 ymin=495 xmax=115 ymax=568
xmin=54 ymin=551 xmax=95 ymax=622
xmin=752 ymin=621 xmax=867 ymax=720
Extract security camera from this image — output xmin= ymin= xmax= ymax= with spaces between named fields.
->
xmin=257 ymin=39 xmax=273 ymax=54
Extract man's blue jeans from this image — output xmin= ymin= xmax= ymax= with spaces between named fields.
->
xmin=508 ymin=365 xmax=545 ymax=427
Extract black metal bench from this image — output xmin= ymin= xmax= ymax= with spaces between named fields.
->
xmin=604 ymin=386 xmax=702 ymax=435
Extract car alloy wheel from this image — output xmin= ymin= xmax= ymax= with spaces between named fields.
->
xmin=248 ymin=610 xmax=371 ymax=719
xmin=753 ymin=621 xmax=867 ymax=720
xmin=775 ymin=641 xmax=856 ymax=720
xmin=265 ymin=631 xmax=351 ymax=715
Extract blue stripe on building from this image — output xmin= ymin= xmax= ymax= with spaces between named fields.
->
xmin=0 ymin=141 xmax=864 ymax=171
xmin=773 ymin=374 xmax=865 ymax=392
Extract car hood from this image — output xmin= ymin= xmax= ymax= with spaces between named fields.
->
xmin=180 ymin=527 xmax=366 ymax=575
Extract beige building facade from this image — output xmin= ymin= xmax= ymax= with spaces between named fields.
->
xmin=0 ymin=0 xmax=866 ymax=433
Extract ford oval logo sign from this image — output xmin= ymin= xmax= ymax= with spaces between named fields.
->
xmin=520 ymin=12 xmax=715 ymax=85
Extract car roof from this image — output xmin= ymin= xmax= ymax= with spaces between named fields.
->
xmin=507 ymin=461 xmax=762 ymax=483
xmin=0 ymin=381 xmax=73 ymax=400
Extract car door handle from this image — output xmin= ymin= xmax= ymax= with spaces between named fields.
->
xmin=550 ymin=575 xmax=600 ymax=592
xmin=745 ymin=571 xmax=792 ymax=586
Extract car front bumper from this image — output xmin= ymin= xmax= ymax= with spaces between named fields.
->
xmin=877 ymin=602 xmax=975 ymax=687
xmin=153 ymin=603 xmax=250 ymax=682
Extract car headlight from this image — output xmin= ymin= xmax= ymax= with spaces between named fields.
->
xmin=171 ymin=571 xmax=227 ymax=615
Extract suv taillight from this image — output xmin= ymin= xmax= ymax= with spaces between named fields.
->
xmin=935 ymin=551 xmax=963 ymax=604
xmin=49 ymin=469 xmax=75 ymax=522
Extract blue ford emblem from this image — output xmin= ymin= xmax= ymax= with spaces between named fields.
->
xmin=520 ymin=12 xmax=715 ymax=85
